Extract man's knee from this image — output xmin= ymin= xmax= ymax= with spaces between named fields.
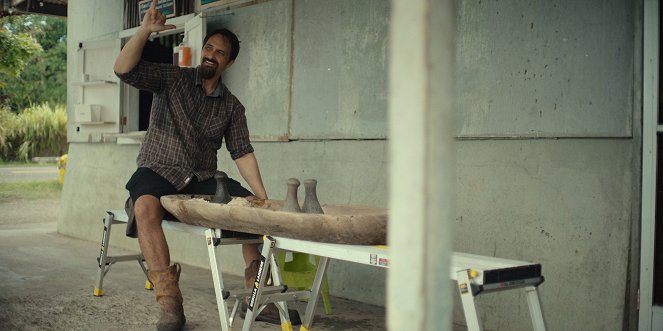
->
xmin=134 ymin=195 xmax=164 ymax=226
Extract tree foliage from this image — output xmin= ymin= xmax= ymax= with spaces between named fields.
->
xmin=0 ymin=28 xmax=42 ymax=80
xmin=0 ymin=15 xmax=67 ymax=112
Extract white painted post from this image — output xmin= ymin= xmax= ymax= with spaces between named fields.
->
xmin=387 ymin=0 xmax=455 ymax=330
xmin=640 ymin=0 xmax=660 ymax=330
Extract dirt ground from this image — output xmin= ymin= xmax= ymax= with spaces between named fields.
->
xmin=0 ymin=198 xmax=59 ymax=225
xmin=0 ymin=197 xmax=391 ymax=331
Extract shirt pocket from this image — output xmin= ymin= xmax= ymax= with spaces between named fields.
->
xmin=204 ymin=113 xmax=229 ymax=148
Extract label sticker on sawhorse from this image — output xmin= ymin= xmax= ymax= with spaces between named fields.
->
xmin=247 ymin=255 xmax=267 ymax=311
xmin=370 ymin=253 xmax=390 ymax=266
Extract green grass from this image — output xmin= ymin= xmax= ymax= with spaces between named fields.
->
xmin=0 ymin=180 xmax=61 ymax=200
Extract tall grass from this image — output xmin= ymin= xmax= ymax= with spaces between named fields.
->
xmin=0 ymin=104 xmax=67 ymax=161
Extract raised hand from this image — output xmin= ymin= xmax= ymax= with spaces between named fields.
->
xmin=141 ymin=0 xmax=176 ymax=33
xmin=114 ymin=0 xmax=176 ymax=73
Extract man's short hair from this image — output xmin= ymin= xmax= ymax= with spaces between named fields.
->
xmin=203 ymin=28 xmax=240 ymax=61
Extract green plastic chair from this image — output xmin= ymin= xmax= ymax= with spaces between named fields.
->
xmin=277 ymin=251 xmax=332 ymax=315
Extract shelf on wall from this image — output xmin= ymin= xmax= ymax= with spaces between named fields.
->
xmin=103 ymin=131 xmax=146 ymax=145
xmin=72 ymin=80 xmax=118 ymax=87
xmin=77 ymin=121 xmax=116 ymax=125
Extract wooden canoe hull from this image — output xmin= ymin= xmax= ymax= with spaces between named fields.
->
xmin=160 ymin=194 xmax=388 ymax=245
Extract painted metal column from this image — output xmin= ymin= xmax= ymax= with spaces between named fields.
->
xmin=387 ymin=0 xmax=455 ymax=330
xmin=640 ymin=0 xmax=660 ymax=330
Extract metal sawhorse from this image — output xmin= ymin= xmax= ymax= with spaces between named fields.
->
xmin=94 ymin=209 xmax=547 ymax=330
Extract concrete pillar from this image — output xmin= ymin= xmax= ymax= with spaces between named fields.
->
xmin=639 ymin=1 xmax=659 ymax=330
xmin=388 ymin=0 xmax=455 ymax=330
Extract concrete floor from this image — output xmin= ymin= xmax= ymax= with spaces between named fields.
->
xmin=0 ymin=220 xmax=390 ymax=330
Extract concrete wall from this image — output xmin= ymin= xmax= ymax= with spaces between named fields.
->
xmin=454 ymin=0 xmax=641 ymax=330
xmin=61 ymin=0 xmax=642 ymax=329
xmin=450 ymin=0 xmax=641 ymax=330
xmin=456 ymin=0 xmax=635 ymax=138
xmin=454 ymin=139 xmax=638 ymax=330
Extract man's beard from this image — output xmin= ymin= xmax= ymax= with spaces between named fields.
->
xmin=200 ymin=57 xmax=218 ymax=79
xmin=201 ymin=65 xmax=217 ymax=79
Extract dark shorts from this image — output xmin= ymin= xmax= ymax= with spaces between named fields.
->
xmin=124 ymin=167 xmax=254 ymax=238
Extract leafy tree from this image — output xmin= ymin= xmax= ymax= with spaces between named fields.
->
xmin=35 ymin=17 xmax=67 ymax=51
xmin=0 ymin=15 xmax=66 ymax=112
xmin=0 ymin=28 xmax=42 ymax=85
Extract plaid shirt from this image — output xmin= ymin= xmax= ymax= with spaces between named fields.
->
xmin=116 ymin=60 xmax=254 ymax=190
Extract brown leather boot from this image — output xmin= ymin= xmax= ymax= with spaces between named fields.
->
xmin=241 ymin=259 xmax=301 ymax=325
xmin=148 ymin=263 xmax=186 ymax=331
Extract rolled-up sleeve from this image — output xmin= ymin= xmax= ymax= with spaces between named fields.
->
xmin=225 ymin=102 xmax=254 ymax=160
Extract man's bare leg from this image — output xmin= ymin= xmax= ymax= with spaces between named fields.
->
xmin=242 ymin=243 xmax=261 ymax=266
xmin=134 ymin=195 xmax=169 ymax=270
xmin=135 ymin=195 xmax=185 ymax=330
xmin=136 ymin=194 xmax=260 ymax=269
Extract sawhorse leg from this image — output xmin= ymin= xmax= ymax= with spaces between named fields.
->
xmin=525 ymin=286 xmax=547 ymax=331
xmin=299 ymin=255 xmax=330 ymax=331
xmin=243 ymin=236 xmax=294 ymax=331
xmin=268 ymin=246 xmax=294 ymax=331
xmin=206 ymin=230 xmax=279 ymax=331
xmin=206 ymin=229 xmax=235 ymax=331
xmin=93 ymin=212 xmax=114 ymax=296
xmin=456 ymin=269 xmax=547 ymax=331
xmin=456 ymin=269 xmax=483 ymax=331
xmin=94 ymin=211 xmax=151 ymax=297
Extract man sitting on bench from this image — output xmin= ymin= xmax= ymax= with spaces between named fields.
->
xmin=113 ymin=1 xmax=299 ymax=330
